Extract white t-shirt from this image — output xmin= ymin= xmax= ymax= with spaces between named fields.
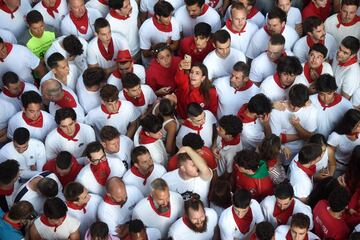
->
xmin=33 ymin=0 xmax=68 ymax=31
xmin=0 ymin=28 xmax=17 ymax=44
xmin=241 ymin=118 xmax=265 ymax=150
xmin=0 ymin=5 xmax=27 ymax=39
xmin=299 ymin=62 xmax=333 ymax=87
xmin=324 ymin=13 xmax=360 ymax=45
xmin=0 ymin=82 xmax=40 ymax=111
xmin=275 ymin=225 xmax=319 ymax=240
xmin=85 ymin=0 xmax=109 ymax=17
xmin=107 ymin=64 xmax=146 ymax=91
xmin=0 ymin=98 xmax=17 ymax=130
xmin=288 ymin=159 xmax=313 ymax=199
xmin=215 ymin=135 xmax=243 ymax=176
xmin=40 ymin=63 xmax=80 ymax=91
xmin=332 ymin=57 xmax=360 ymax=98
xmin=327 ymin=132 xmax=360 ymax=167
xmin=75 ymin=74 xmax=101 ymax=114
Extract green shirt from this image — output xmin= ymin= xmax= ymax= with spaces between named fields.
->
xmin=20 ymin=26 xmax=56 ymax=59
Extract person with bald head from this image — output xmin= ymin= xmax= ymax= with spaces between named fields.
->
xmin=97 ymin=177 xmax=143 ymax=238
xmin=41 ymin=79 xmax=85 ymax=122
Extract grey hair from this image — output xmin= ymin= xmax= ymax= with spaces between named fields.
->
xmin=150 ymin=178 xmax=168 ymax=191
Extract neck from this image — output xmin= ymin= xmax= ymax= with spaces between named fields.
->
xmin=328 ymin=208 xmax=342 ymax=219
xmin=54 ymin=73 xmax=67 ymax=82
xmin=179 ymin=170 xmax=192 ymax=180
xmin=115 ymin=9 xmax=126 ymax=17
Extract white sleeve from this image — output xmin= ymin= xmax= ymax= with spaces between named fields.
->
xmin=86 ymin=41 xmax=98 ymax=65
xmin=44 ymin=135 xmax=58 ymax=160
xmin=260 ymin=198 xmax=273 ymax=222
xmin=249 ymin=58 xmax=263 ymax=83
xmin=219 ymin=213 xmax=235 ymax=240
xmin=98 ymin=206 xmax=118 ymax=235
xmin=22 ymin=46 xmax=41 ymax=70
xmin=269 ymin=111 xmax=282 ymax=136
xmin=252 ymin=200 xmax=265 ymax=223
xmin=293 ymin=8 xmax=302 ymax=24
xmin=292 ymin=40 xmax=307 ymax=63
xmin=35 ymin=142 xmax=47 ymax=171
xmin=139 ymin=24 xmax=151 ymax=50
xmin=327 ymin=132 xmax=340 ymax=148
xmin=341 ymin=68 xmax=359 ymax=97
xmin=246 ymin=36 xmax=260 ymax=59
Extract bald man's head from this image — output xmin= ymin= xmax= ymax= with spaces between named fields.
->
xmin=106 ymin=177 xmax=127 ymax=205
xmin=41 ymin=79 xmax=63 ymax=102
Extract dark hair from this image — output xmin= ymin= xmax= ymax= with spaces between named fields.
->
xmin=187 ymin=102 xmax=203 ymax=118
xmin=219 ymin=115 xmax=243 ymax=137
xmin=63 ymin=35 xmax=84 ymax=57
xmin=341 ymin=0 xmax=359 ymax=7
xmin=274 ymin=182 xmax=294 ymax=199
xmin=276 ymin=56 xmax=302 ymax=75
xmin=341 ymin=36 xmax=360 ymax=55
xmin=194 ymin=22 xmax=212 ymax=38
xmin=315 ymin=74 xmax=337 ymax=92
xmin=309 ymin=133 xmax=327 ymax=145
xmin=233 ymin=189 xmax=251 ymax=209
xmin=154 ymin=0 xmax=174 ymax=17
xmin=0 ymin=37 xmax=3 ymax=44
xmin=259 ymin=134 xmax=281 ymax=161
xmin=64 ymin=182 xmax=84 ymax=202
xmin=152 ymin=42 xmax=171 ymax=58
xmin=267 ymin=7 xmax=287 ymax=23
xmin=132 ymin=146 xmax=150 ymax=164
xmin=43 ymin=197 xmax=67 ymax=219
xmin=37 ymin=177 xmax=58 ymax=197
xmin=247 ymin=94 xmax=272 ymax=115
xmin=94 ymin=18 xmax=110 ymax=33
xmin=349 ymin=232 xmax=360 ymax=240
xmin=83 ymin=141 xmax=104 ymax=159
xmin=345 ymin=145 xmax=360 ymax=193
xmin=298 ymin=144 xmax=322 ymax=164
xmin=21 ymin=91 xmax=42 ymax=109
xmin=90 ymin=221 xmax=109 ymax=238
xmin=328 ymin=186 xmax=350 ymax=212
xmin=182 ymin=133 xmax=204 ymax=150
xmin=191 ymin=62 xmax=213 ymax=104
xmin=129 ymin=219 xmax=146 ymax=234
xmin=0 ymin=160 xmax=19 ymax=185
xmin=26 ymin=10 xmax=43 ymax=25
xmin=288 ymin=84 xmax=309 ymax=107
xmin=309 ymin=43 xmax=328 ymax=58
xmin=213 ymin=30 xmax=230 ymax=44
xmin=232 ymin=61 xmax=249 ymax=77
xmin=334 ymin=109 xmax=360 ymax=135
xmin=109 ymin=0 xmax=127 ymax=9
xmin=303 ymin=16 xmax=323 ymax=34
xmin=47 ymin=52 xmax=65 ymax=69
xmin=184 ymin=0 xmax=205 ymax=7
xmin=184 ymin=193 xmax=204 ymax=216
xmin=208 ymin=179 xmax=232 ymax=208
xmin=100 ymin=125 xmax=120 ymax=142
xmin=308 ymin=177 xmax=341 ymax=208
xmin=269 ymin=34 xmax=285 ymax=46
xmin=13 ymin=127 xmax=30 ymax=145
xmin=159 ymin=98 xmax=176 ymax=117
xmin=8 ymin=201 xmax=34 ymax=221
xmin=55 ymin=107 xmax=77 ymax=125
xmin=100 ymin=84 xmax=119 ymax=102
xmin=140 ymin=114 xmax=163 ymax=133
xmin=234 ymin=149 xmax=260 ymax=172
xmin=255 ymin=221 xmax=275 ymax=240
xmin=290 ymin=213 xmax=310 ymax=230
xmin=82 ymin=67 xmax=106 ymax=88
xmin=2 ymin=71 xmax=19 ymax=87
xmin=56 ymin=151 xmax=73 ymax=170
xmin=122 ymin=72 xmax=141 ymax=89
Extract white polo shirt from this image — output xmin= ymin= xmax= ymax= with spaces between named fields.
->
xmin=0 ymin=82 xmax=40 ymax=111
xmin=107 ymin=64 xmax=146 ymax=91
xmin=332 ymin=57 xmax=360 ymax=98
xmin=288 ymin=159 xmax=313 ymax=199
xmin=324 ymin=13 xmax=360 ymax=44
xmin=33 ymin=0 xmax=68 ymax=31
xmin=75 ymin=74 xmax=101 ymax=114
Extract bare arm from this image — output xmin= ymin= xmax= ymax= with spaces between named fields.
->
xmin=295 ymin=23 xmax=303 ymax=36
xmin=141 ymin=49 xmax=153 ymax=58
xmin=341 ymin=91 xmax=351 ymax=100
xmin=69 ymin=229 xmax=81 ymax=240
xmin=126 ymin=119 xmax=139 ymax=139
xmin=180 ymin=146 xmax=213 ymax=181
xmin=327 ymin=145 xmax=337 ymax=176
xmin=29 ymin=224 xmax=42 ymax=240
xmin=164 ymin=120 xmax=177 ymax=155
xmin=33 ymin=61 xmax=47 ymax=79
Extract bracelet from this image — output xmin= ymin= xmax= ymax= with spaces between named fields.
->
xmin=280 ymin=133 xmax=287 ymax=143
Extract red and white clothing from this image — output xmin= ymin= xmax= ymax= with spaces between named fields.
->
xmin=225 ymin=5 xmax=265 ymax=29
xmin=0 ymin=43 xmax=40 ymax=86
xmin=67 ymin=193 xmax=102 ymax=238
xmin=75 ymin=74 xmax=101 ymax=114
xmin=33 ymin=0 xmax=68 ymax=31
xmin=302 ymin=0 xmax=331 ymax=21
xmin=61 ymin=8 xmax=102 ymax=41
xmin=0 ymin=82 xmax=40 ymax=111
xmin=0 ymin=98 xmax=17 ymax=134
xmin=222 ymin=20 xmax=258 ymax=54
xmin=260 ymin=196 xmax=313 ymax=228
xmin=176 ymin=110 xmax=217 ymax=148
xmin=168 ymin=208 xmax=218 ymax=240
xmin=288 ymin=159 xmax=314 ymax=199
xmin=309 ymin=93 xmax=352 ymax=138
xmin=7 ymin=110 xmax=57 ymax=141
xmin=132 ymin=191 xmax=184 ymax=238
xmin=300 ymin=62 xmax=333 ymax=88
xmin=0 ymin=3 xmax=27 ymax=39
xmin=219 ymin=200 xmax=265 ymax=239
xmin=275 ymin=225 xmax=319 ymax=240
xmin=119 ymin=84 xmax=157 ymax=115
xmin=174 ymin=4 xmax=221 ymax=37
xmin=246 ymin=25 xmax=299 ymax=59
xmin=0 ymin=180 xmax=20 ymax=213
xmin=87 ymin=33 xmax=129 ymax=69
xmin=106 ymin=0 xmax=139 ymax=56
xmin=324 ymin=13 xmax=360 ymax=44
xmin=123 ymin=163 xmax=166 ymax=196
xmin=0 ymin=139 xmax=46 ymax=180
xmin=75 ymin=157 xmax=126 ymax=195
xmin=85 ymin=100 xmax=140 ymax=136
xmin=293 ymin=34 xmax=337 ymax=63
xmin=107 ymin=64 xmax=146 ymax=91
xmin=45 ymin=122 xmax=96 ymax=160
xmin=313 ymin=199 xmax=350 ymax=239
xmin=33 ymin=214 xmax=80 ymax=240
xmin=215 ymin=134 xmax=243 ymax=176
xmin=213 ymin=76 xmax=260 ymax=118
xmin=41 ymin=63 xmax=80 ymax=91
xmin=203 ymin=48 xmax=246 ymax=80
xmin=332 ymin=56 xmax=360 ymax=98
xmin=274 ymin=7 xmax=301 ymax=30
xmin=106 ymin=135 xmax=134 ymax=170
xmin=85 ymin=0 xmax=109 ymax=16
xmin=139 ymin=0 xmax=183 ymax=17
xmin=178 ymin=36 xmax=214 ymax=64
xmin=98 ymin=185 xmax=143 ymax=235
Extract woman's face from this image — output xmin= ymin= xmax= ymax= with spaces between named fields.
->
xmin=156 ymin=49 xmax=172 ymax=68
xmin=189 ymin=66 xmax=205 ymax=88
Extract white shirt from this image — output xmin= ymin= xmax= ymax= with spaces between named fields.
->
xmin=0 ymin=139 xmax=46 ymax=180
xmin=45 ymin=123 xmax=96 ymax=160
xmin=288 ymin=159 xmax=313 ymax=199
xmin=0 ymin=98 xmax=17 ymax=131
xmin=222 ymin=21 xmax=258 ymax=54
xmin=332 ymin=57 xmax=360 ymax=98
xmin=324 ymin=13 xmax=360 ymax=45
xmin=275 ymin=225 xmax=319 ymax=240
xmin=40 ymin=63 xmax=80 ymax=91
xmin=33 ymin=0 xmax=68 ymax=31
xmin=224 ymin=5 xmax=265 ymax=28
xmin=299 ymin=62 xmax=333 ymax=87
xmin=106 ymin=135 xmax=134 ymax=170
xmin=0 ymin=82 xmax=40 ymax=111
xmin=0 ymin=28 xmax=17 ymax=44
xmin=75 ymin=74 xmax=101 ymax=114
xmin=241 ymin=118 xmax=265 ymax=150
xmin=98 ymin=185 xmax=143 ymax=235
xmin=85 ymin=0 xmax=109 ymax=17
xmin=327 ymin=132 xmax=360 ymax=166
xmin=168 ymin=208 xmax=218 ymax=240
xmin=203 ymin=48 xmax=246 ymax=80
xmin=119 ymin=84 xmax=157 ymax=115
xmin=107 ymin=64 xmax=146 ymax=91
xmin=215 ymin=135 xmax=243 ymax=176
xmin=0 ymin=5 xmax=27 ymax=39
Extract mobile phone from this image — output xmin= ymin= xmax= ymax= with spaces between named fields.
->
xmin=184 ymin=54 xmax=192 ymax=62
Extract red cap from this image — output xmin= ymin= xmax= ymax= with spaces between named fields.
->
xmin=115 ymin=49 xmax=132 ymax=62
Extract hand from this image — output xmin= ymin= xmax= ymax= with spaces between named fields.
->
xmin=349 ymin=209 xmax=358 ymax=215
xmin=290 ymin=115 xmax=300 ymax=126
xmin=310 ymin=68 xmax=320 ymax=82
xmin=281 ymin=146 xmax=292 ymax=160
xmin=211 ymin=146 xmax=221 ymax=160
xmin=166 ymin=37 xmax=172 ymax=45
xmin=178 ymin=146 xmax=191 ymax=154
xmin=273 ymin=101 xmax=287 ymax=111
xmin=259 ymin=113 xmax=270 ymax=124
xmin=337 ymin=174 xmax=347 ymax=187
xmin=156 ymin=87 xmax=172 ymax=95
xmin=115 ymin=224 xmax=129 ymax=238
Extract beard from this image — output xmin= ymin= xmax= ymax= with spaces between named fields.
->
xmin=188 ymin=216 xmax=208 ymax=233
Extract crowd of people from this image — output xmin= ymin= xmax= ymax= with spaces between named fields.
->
xmin=0 ymin=0 xmax=359 ymax=238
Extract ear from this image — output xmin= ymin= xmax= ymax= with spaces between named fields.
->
xmin=100 ymin=141 xmax=106 ymax=149
xmin=243 ymin=76 xmax=249 ymax=82
xmin=144 ymin=131 xmax=151 ymax=136
xmin=134 ymin=162 xmax=139 ymax=168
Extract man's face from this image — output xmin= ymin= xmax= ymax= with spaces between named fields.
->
xmin=103 ymin=137 xmax=120 ymax=154
xmin=125 ymin=84 xmax=142 ymax=98
xmin=119 ymin=0 xmax=132 ymax=16
xmin=110 ymin=184 xmax=128 ymax=205
xmin=53 ymin=59 xmax=70 ymax=78
xmin=42 ymin=0 xmax=57 ymax=7
xmin=308 ymin=50 xmax=324 ymax=69
xmin=186 ymin=3 xmax=202 ymax=18
xmin=336 ymin=44 xmax=353 ymax=63
xmin=55 ymin=164 xmax=72 ymax=176
xmin=279 ymin=72 xmax=297 ymax=87
xmin=157 ymin=15 xmax=172 ymax=25
xmin=267 ymin=43 xmax=285 ymax=61
xmin=266 ymin=18 xmax=284 ymax=35
xmin=189 ymin=111 xmax=206 ymax=127
xmin=277 ymin=0 xmax=291 ymax=13
xmin=102 ymin=99 xmax=119 ymax=113
xmin=5 ymin=81 xmax=22 ymax=95
xmin=59 ymin=117 xmax=76 ymax=136
xmin=309 ymin=24 xmax=325 ymax=42
xmin=29 ymin=21 xmax=45 ymax=38
xmin=117 ymin=61 xmax=133 ymax=75
xmin=312 ymin=0 xmax=327 ymax=8
xmin=152 ymin=189 xmax=170 ymax=212
xmin=290 ymin=226 xmax=308 ymax=240
xmin=340 ymin=4 xmax=357 ymax=24
xmin=24 ymin=103 xmax=41 ymax=121
xmin=3 ymin=0 xmax=20 ymax=8
xmin=13 ymin=141 xmax=29 ymax=153
xmin=156 ymin=49 xmax=172 ymax=68
xmin=89 ymin=149 xmax=107 ymax=165
xmin=318 ymin=91 xmax=335 ymax=105
xmin=231 ymin=8 xmax=247 ymax=31
xmin=215 ymin=39 xmax=231 ymax=59
xmin=182 ymin=159 xmax=200 ymax=177
xmin=0 ymin=42 xmax=8 ymax=59
xmin=97 ymin=26 xmax=112 ymax=45
xmin=194 ymin=35 xmax=210 ymax=51
xmin=69 ymin=0 xmax=86 ymax=18
xmin=76 ymin=188 xmax=91 ymax=205
xmin=135 ymin=153 xmax=154 ymax=175
xmin=233 ymin=206 xmax=249 ymax=218
xmin=276 ymin=197 xmax=293 ymax=210
xmin=187 ymin=207 xmax=207 ymax=233
xmin=230 ymin=70 xmax=247 ymax=89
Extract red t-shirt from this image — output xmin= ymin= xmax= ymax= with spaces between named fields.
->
xmin=43 ymin=158 xmax=83 ymax=186
xmin=178 ymin=36 xmax=214 ymax=64
xmin=302 ymin=1 xmax=331 ymax=22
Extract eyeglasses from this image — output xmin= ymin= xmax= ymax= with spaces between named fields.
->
xmin=90 ymin=155 xmax=106 ymax=164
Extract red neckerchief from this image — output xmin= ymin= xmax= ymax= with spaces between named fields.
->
xmin=338 ymin=55 xmax=358 ymax=67
xmin=42 ymin=0 xmax=60 ymax=18
xmin=109 ymin=9 xmax=129 ymax=20
xmin=3 ymin=214 xmax=21 ymax=230
xmin=152 ymin=16 xmax=172 ymax=32
xmin=56 ymin=123 xmax=80 ymax=142
xmin=237 ymin=104 xmax=256 ymax=124
xmin=123 ymin=89 xmax=145 ymax=107
xmin=231 ymin=206 xmax=253 ymax=234
xmin=90 ymin=159 xmax=111 ymax=186
xmin=103 ymin=195 xmax=123 ymax=206
xmin=347 ymin=132 xmax=359 ymax=140
xmin=0 ymin=186 xmax=14 ymax=196
xmin=2 ymin=81 xmax=24 ymax=98
xmin=66 ymin=201 xmax=87 ymax=213
xmin=69 ymin=10 xmax=89 ymax=34
xmin=112 ymin=66 xmax=133 ymax=79
xmin=182 ymin=215 xmax=192 ymax=229
xmin=221 ymin=134 xmax=240 ymax=148
xmin=225 ymin=19 xmax=246 ymax=35
xmin=247 ymin=6 xmax=259 ymax=19
xmin=267 ymin=158 xmax=277 ymax=168
xmin=233 ymin=80 xmax=253 ymax=93
xmin=183 ymin=119 xmax=203 ymax=134
xmin=263 ymin=25 xmax=285 ymax=36
xmin=303 ymin=62 xmax=323 ymax=84
xmin=273 ymin=199 xmax=295 ymax=225
xmin=40 ymin=215 xmax=65 ymax=232
xmin=199 ymin=4 xmax=209 ymax=16
xmin=148 ymin=195 xmax=171 ymax=217
xmin=139 ymin=130 xmax=158 ymax=144
xmin=130 ymin=166 xmax=152 ymax=185
xmin=101 ymin=101 xmax=121 ymax=119
xmin=22 ymin=112 xmax=43 ymax=128
xmin=306 ymin=35 xmax=324 ymax=48
xmin=336 ymin=13 xmax=360 ymax=28
xmin=273 ymin=72 xmax=290 ymax=89
xmin=98 ymin=0 xmax=107 ymax=5
xmin=0 ymin=1 xmax=18 ymax=19
xmin=97 ymin=38 xmax=114 ymax=61
xmin=286 ymin=229 xmax=309 ymax=240
xmin=55 ymin=90 xmax=77 ymax=108
xmin=317 ymin=93 xmax=342 ymax=111
xmin=0 ymin=43 xmax=12 ymax=62
xmin=295 ymin=160 xmax=316 ymax=178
